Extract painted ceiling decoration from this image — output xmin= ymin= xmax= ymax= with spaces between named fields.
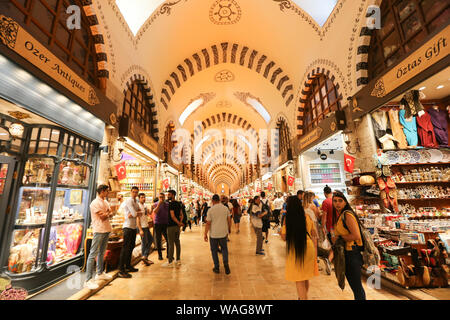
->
xmin=272 ymin=0 xmax=345 ymax=39
xmin=234 ymin=92 xmax=272 ymax=123
xmin=209 ymin=0 xmax=242 ymax=25
xmin=114 ymin=0 xmax=187 ymax=38
xmin=214 ymin=70 xmax=235 ymax=82
xmin=178 ymin=92 xmax=216 ymax=125
xmin=160 ymin=42 xmax=294 ymax=109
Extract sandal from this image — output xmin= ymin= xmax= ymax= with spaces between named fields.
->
xmin=377 ymin=177 xmax=386 ymax=190
xmin=386 ymin=176 xmax=396 ymax=189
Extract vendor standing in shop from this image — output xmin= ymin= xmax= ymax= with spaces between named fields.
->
xmin=84 ymin=184 xmax=114 ymax=290
xmin=118 ymin=186 xmax=143 ymax=278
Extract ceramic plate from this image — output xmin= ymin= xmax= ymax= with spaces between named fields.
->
xmin=441 ymin=149 xmax=450 ymax=162
xmin=378 ymin=153 xmax=389 ymax=166
xmin=385 ymin=151 xmax=399 ymax=164
xmin=397 ymin=151 xmax=410 ymax=164
xmin=428 ymin=149 xmax=443 ymax=163
xmin=407 ymin=150 xmax=421 ymax=163
xmin=418 ymin=150 xmax=432 ymax=163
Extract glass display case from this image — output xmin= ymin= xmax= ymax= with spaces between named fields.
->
xmin=2 ymin=124 xmax=97 ymax=280
xmin=309 ymin=163 xmax=342 ymax=185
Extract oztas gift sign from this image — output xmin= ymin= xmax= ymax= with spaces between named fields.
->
xmin=0 ymin=15 xmax=100 ymax=106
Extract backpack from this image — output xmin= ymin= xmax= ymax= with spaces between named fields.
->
xmin=261 ymin=199 xmax=271 ymax=221
xmin=342 ymin=210 xmax=381 ymax=268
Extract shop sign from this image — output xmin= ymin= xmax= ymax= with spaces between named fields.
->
xmin=139 ymin=132 xmax=158 ymax=156
xmin=298 ymin=127 xmax=323 ymax=151
xmin=371 ymin=24 xmax=450 ymax=98
xmin=0 ymin=15 xmax=100 ymax=106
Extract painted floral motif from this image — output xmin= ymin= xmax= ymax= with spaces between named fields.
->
xmin=0 ymin=15 xmax=20 ymax=50
xmin=210 ymin=0 xmax=242 ymax=25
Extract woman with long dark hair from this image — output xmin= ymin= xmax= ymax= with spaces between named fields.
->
xmin=331 ymin=191 xmax=366 ymax=300
xmin=281 ymin=196 xmax=318 ymax=300
xmin=231 ymin=199 xmax=242 ymax=233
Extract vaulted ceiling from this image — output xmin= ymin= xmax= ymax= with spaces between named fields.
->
xmin=98 ymin=0 xmax=363 ymax=193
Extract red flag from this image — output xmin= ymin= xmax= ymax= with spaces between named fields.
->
xmin=115 ymin=162 xmax=127 ymax=181
xmin=267 ymin=183 xmax=272 ymax=190
xmin=182 ymin=185 xmax=187 ymax=193
xmin=344 ymin=153 xmax=356 ymax=173
xmin=162 ymin=178 xmax=170 ymax=189
xmin=287 ymin=176 xmax=294 ymax=186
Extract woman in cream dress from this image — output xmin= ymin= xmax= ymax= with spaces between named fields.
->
xmin=281 ymin=196 xmax=319 ymax=300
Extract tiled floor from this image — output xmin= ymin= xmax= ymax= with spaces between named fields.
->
xmin=89 ymin=216 xmax=407 ymax=300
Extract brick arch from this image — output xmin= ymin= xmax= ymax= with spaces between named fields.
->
xmin=296 ymin=68 xmax=344 ymax=136
xmin=192 ymin=112 xmax=260 ymax=146
xmin=209 ymin=163 xmax=240 ymax=180
xmin=122 ymin=74 xmax=159 ymax=140
xmin=355 ymin=0 xmax=380 ymax=88
xmin=201 ymin=138 xmax=248 ymax=164
xmin=82 ymin=0 xmax=109 ymax=80
xmin=204 ymin=153 xmax=244 ymax=172
xmin=160 ymin=42 xmax=295 ymax=109
xmin=209 ymin=165 xmax=240 ymax=183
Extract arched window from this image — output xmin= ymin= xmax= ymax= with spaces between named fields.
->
xmin=122 ymin=80 xmax=157 ymax=139
xmin=302 ymin=74 xmax=341 ymax=132
xmin=4 ymin=0 xmax=102 ymax=87
xmin=276 ymin=118 xmax=291 ymax=155
xmin=369 ymin=0 xmax=449 ymax=80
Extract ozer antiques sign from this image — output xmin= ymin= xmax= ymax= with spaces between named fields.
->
xmin=0 ymin=15 xmax=99 ymax=106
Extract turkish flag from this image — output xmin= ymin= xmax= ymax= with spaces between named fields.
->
xmin=287 ymin=176 xmax=294 ymax=186
xmin=344 ymin=153 xmax=356 ymax=173
xmin=267 ymin=183 xmax=273 ymax=190
xmin=115 ymin=162 xmax=127 ymax=181
xmin=182 ymin=185 xmax=187 ymax=193
xmin=162 ymin=178 xmax=170 ymax=189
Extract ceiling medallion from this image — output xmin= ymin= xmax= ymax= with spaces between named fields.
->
xmin=215 ymin=70 xmax=235 ymax=82
xmin=209 ymin=0 xmax=242 ymax=25
xmin=7 ymin=111 xmax=31 ymax=120
xmin=216 ymin=100 xmax=232 ymax=109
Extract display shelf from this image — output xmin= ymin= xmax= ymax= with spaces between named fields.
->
xmin=14 ymin=218 xmax=85 ymax=230
xmin=398 ymin=197 xmax=450 ymax=201
xmin=390 ymin=162 xmax=450 ymax=166
xmin=394 ymin=181 xmax=449 ymax=185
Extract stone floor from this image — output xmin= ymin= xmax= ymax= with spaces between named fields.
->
xmin=89 ymin=216 xmax=408 ymax=300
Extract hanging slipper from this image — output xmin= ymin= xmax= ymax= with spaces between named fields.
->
xmin=386 ymin=176 xmax=396 ymax=189
xmin=377 ymin=177 xmax=386 ymax=190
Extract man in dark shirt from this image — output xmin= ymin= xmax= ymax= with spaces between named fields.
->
xmin=152 ymin=193 xmax=169 ymax=261
xmin=163 ymin=190 xmax=184 ymax=267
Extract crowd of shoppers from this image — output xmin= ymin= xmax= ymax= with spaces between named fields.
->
xmin=85 ymin=183 xmax=366 ymax=300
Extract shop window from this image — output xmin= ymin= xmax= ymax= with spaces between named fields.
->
xmin=4 ymin=0 xmax=100 ymax=87
xmin=368 ymin=0 xmax=450 ymax=80
xmin=122 ymin=81 xmax=157 ymax=139
xmin=302 ymin=74 xmax=341 ymax=133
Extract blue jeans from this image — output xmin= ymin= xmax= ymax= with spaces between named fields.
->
xmin=86 ymin=232 xmax=110 ymax=281
xmin=345 ymin=247 xmax=366 ymax=300
xmin=141 ymin=227 xmax=154 ymax=258
xmin=209 ymin=237 xmax=228 ymax=269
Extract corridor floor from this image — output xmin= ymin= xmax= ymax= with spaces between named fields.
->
xmin=89 ymin=216 xmax=407 ymax=300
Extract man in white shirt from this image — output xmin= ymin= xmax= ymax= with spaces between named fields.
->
xmin=137 ymin=193 xmax=154 ymax=266
xmin=118 ymin=186 xmax=143 ymax=278
xmin=204 ymin=194 xmax=232 ymax=274
xmin=85 ymin=185 xmax=113 ymax=290
xmin=272 ymin=193 xmax=284 ymax=227
xmin=250 ymin=196 xmax=267 ymax=255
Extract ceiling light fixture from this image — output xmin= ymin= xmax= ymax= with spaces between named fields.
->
xmin=9 ymin=123 xmax=24 ymax=138
xmin=179 ymin=98 xmax=204 ymax=125
xmin=437 ymin=85 xmax=444 ymax=89
xmin=418 ymin=86 xmax=426 ymax=91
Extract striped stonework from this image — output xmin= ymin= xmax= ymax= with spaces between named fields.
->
xmin=81 ymin=0 xmax=109 ymax=79
xmin=122 ymin=74 xmax=159 ymax=141
xmin=160 ymin=42 xmax=294 ymax=109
